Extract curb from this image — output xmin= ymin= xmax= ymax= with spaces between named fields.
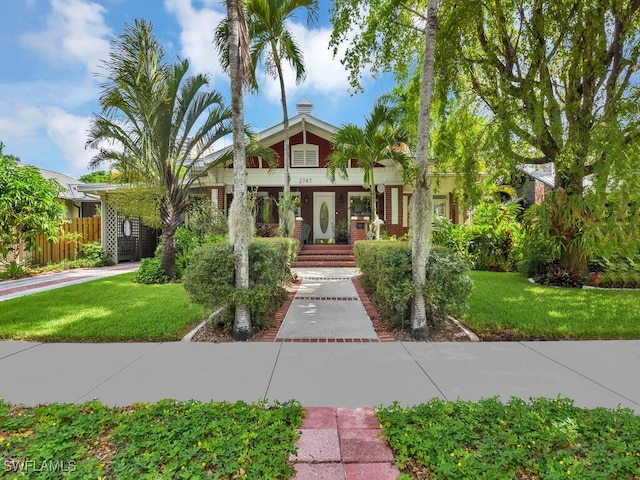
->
xmin=181 ymin=307 xmax=225 ymax=342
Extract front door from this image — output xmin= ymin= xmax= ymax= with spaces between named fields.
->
xmin=313 ymin=192 xmax=335 ymax=243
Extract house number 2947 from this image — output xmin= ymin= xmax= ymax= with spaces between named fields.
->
xmin=298 ymin=178 xmax=312 ymax=184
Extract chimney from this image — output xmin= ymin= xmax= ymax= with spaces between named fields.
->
xmin=296 ymin=98 xmax=313 ymax=115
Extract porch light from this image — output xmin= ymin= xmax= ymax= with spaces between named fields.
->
xmin=304 ymin=194 xmax=309 ymax=203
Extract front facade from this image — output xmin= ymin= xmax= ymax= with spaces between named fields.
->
xmin=200 ymin=98 xmax=468 ymax=244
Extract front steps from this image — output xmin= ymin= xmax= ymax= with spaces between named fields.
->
xmin=292 ymin=245 xmax=356 ymax=268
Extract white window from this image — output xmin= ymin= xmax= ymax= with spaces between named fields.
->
xmin=433 ymin=195 xmax=448 ymax=218
xmin=291 ymin=144 xmax=319 ymax=167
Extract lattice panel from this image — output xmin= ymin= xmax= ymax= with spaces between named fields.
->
xmin=104 ymin=200 xmax=118 ymax=263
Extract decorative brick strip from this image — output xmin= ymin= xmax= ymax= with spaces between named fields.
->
xmin=295 ymin=296 xmax=359 ymax=301
xmin=276 ymin=338 xmax=380 ymax=343
xmin=352 ymin=275 xmax=396 ymax=342
xmin=259 ymin=279 xmax=302 ymax=342
xmin=291 ymin=407 xmax=400 ymax=479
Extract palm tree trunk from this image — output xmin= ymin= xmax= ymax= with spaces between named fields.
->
xmin=410 ymin=0 xmax=437 ymax=341
xmin=227 ymin=0 xmax=253 ymax=340
xmin=369 ymin=169 xmax=380 ymax=241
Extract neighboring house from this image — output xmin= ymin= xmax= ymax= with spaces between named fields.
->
xmin=76 ymin=183 xmax=159 ymax=263
xmin=516 ymin=163 xmax=557 ymax=206
xmin=198 ymin=98 xmax=471 ymax=244
xmin=36 ymin=167 xmax=101 ymax=218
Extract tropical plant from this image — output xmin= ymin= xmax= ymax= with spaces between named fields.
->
xmin=434 ymin=0 xmax=640 ymax=274
xmin=87 ymin=19 xmax=235 ymax=280
xmin=327 ymin=100 xmax=413 ymax=241
xmin=222 ymin=0 xmax=256 ymax=340
xmin=0 ymin=147 xmax=66 ymax=264
xmin=217 ymin=0 xmax=318 ymax=237
xmin=331 ymin=0 xmax=438 ymax=339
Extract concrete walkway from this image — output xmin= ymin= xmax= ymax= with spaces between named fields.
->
xmin=1 ymin=340 xmax=639 ymax=413
xmin=277 ymin=269 xmax=378 ymax=341
xmin=0 ymin=261 xmax=141 ymax=301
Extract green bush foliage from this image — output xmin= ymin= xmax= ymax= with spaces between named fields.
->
xmin=76 ymin=241 xmax=113 ymax=266
xmin=433 ymin=203 xmax=521 ymax=272
xmin=135 ymin=257 xmax=168 ymax=284
xmin=378 ymin=397 xmax=640 ymax=479
xmin=183 ymin=237 xmax=298 ymax=331
xmin=354 ymin=240 xmax=472 ymax=328
xmin=0 ymin=398 xmax=303 ymax=479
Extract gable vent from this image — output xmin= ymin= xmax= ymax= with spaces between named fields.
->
xmin=296 ymin=98 xmax=313 ymax=115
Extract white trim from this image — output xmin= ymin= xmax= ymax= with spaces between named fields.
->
xmin=403 ymin=195 xmax=409 ymax=227
xmin=391 ymin=188 xmax=399 ymax=224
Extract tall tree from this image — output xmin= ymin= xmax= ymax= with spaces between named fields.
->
xmin=218 ymin=0 xmax=318 ymax=236
xmin=331 ymin=0 xmax=438 ymax=339
xmin=435 ymin=0 xmax=640 ymax=273
xmin=224 ymin=0 xmax=255 ymax=340
xmin=327 ymin=100 xmax=412 ymax=240
xmin=0 ymin=148 xmax=66 ymax=263
xmin=87 ymin=20 xmax=234 ymax=279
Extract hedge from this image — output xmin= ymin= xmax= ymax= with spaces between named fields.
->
xmin=183 ymin=237 xmax=298 ymax=331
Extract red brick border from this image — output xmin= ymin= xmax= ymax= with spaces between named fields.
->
xmin=351 ymin=276 xmax=395 ymax=342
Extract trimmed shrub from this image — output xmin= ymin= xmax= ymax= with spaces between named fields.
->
xmin=354 ymin=240 xmax=473 ymax=329
xmin=135 ymin=257 xmax=169 ymax=284
xmin=76 ymin=241 xmax=113 ymax=267
xmin=183 ymin=237 xmax=298 ymax=332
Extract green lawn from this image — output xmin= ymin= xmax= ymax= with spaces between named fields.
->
xmin=0 ymin=398 xmax=303 ymax=479
xmin=464 ymin=271 xmax=640 ymax=340
xmin=0 ymin=273 xmax=205 ymax=342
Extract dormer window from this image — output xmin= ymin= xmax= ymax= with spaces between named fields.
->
xmin=291 ymin=144 xmax=318 ymax=167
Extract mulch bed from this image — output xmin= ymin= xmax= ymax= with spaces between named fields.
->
xmin=191 ymin=275 xmax=473 ymax=343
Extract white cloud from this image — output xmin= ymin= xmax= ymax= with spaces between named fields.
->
xmin=163 ymin=0 xmax=227 ymax=80
xmin=0 ymin=104 xmax=94 ymax=177
xmin=257 ymin=23 xmax=355 ymax=105
xmin=20 ymin=0 xmax=111 ymax=73
xmin=42 ymin=107 xmax=95 ymax=175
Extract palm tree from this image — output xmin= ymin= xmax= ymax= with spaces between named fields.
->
xmin=246 ymin=0 xmax=318 ymax=197
xmin=224 ymin=0 xmax=255 ymax=340
xmin=327 ymin=101 xmax=412 ymax=240
xmin=409 ymin=0 xmax=438 ymax=340
xmin=87 ymin=19 xmax=234 ymax=280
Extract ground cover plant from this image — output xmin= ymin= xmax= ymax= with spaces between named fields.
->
xmin=0 ymin=273 xmax=204 ymax=342
xmin=464 ymin=271 xmax=640 ymax=340
xmin=0 ymin=398 xmax=303 ymax=479
xmin=377 ymin=397 xmax=640 ymax=480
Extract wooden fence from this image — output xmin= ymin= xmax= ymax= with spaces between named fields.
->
xmin=29 ymin=217 xmax=101 ymax=266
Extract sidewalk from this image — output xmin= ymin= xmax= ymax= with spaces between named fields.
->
xmin=0 ymin=262 xmax=141 ymax=301
xmin=1 ymin=340 xmax=639 ymax=412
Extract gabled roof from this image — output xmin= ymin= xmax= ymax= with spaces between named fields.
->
xmin=32 ymin=167 xmax=98 ymax=202
xmin=256 ymin=111 xmax=338 ymax=145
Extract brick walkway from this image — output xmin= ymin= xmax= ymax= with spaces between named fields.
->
xmin=291 ymin=407 xmax=400 ymax=479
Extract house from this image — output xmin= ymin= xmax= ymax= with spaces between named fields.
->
xmin=83 ymin=98 xmax=478 ymax=264
xmin=36 ymin=168 xmax=100 ymax=218
xmin=198 ymin=98 xmax=470 ymax=244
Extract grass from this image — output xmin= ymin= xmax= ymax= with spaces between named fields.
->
xmin=464 ymin=271 xmax=640 ymax=340
xmin=0 ymin=273 xmax=205 ymax=342
xmin=0 ymin=398 xmax=303 ymax=479
xmin=377 ymin=397 xmax=640 ymax=480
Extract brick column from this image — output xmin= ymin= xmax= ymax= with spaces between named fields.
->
xmin=350 ymin=216 xmax=368 ymax=243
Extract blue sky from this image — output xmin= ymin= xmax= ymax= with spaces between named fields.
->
xmin=0 ymin=0 xmax=394 ymax=179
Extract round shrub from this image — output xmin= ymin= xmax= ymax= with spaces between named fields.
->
xmin=135 ymin=257 xmax=169 ymax=284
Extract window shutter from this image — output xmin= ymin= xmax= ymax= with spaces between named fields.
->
xmin=292 ymin=149 xmax=306 ymax=167
xmin=305 ymin=148 xmax=317 ymax=167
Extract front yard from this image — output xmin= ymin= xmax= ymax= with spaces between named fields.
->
xmin=0 ymin=273 xmax=205 ymax=342
xmin=464 ymin=271 xmax=640 ymax=340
